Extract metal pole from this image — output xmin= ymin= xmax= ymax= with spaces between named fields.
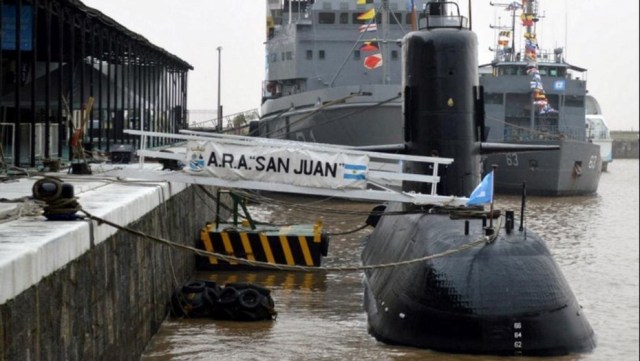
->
xmin=489 ymin=164 xmax=497 ymax=228
xmin=382 ymin=0 xmax=389 ymax=84
xmin=216 ymin=46 xmax=223 ymax=131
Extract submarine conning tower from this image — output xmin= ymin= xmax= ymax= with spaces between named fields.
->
xmin=361 ymin=1 xmax=596 ymax=356
xmin=402 ymin=1 xmax=481 ymax=197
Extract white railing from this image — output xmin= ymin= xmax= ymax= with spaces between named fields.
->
xmin=114 ymin=129 xmax=469 ymax=207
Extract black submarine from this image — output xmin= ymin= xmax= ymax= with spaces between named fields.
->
xmin=361 ymin=1 xmax=596 ymax=356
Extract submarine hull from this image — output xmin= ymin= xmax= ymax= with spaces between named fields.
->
xmin=362 ymin=204 xmax=596 ymax=355
xmin=361 ymin=4 xmax=595 ymax=356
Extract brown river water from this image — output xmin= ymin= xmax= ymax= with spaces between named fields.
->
xmin=141 ymin=159 xmax=639 ymax=361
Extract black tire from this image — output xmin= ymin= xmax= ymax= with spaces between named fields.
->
xmin=189 ymin=293 xmax=210 ymax=317
xmin=182 ymin=280 xmax=206 ymax=293
xmin=203 ymin=281 xmax=219 ymax=290
xmin=261 ymin=294 xmax=275 ymax=311
xmin=224 ymin=282 xmax=271 ymax=297
xmin=218 ymin=286 xmax=239 ymax=306
xmin=203 ymin=286 xmax=221 ymax=308
xmin=238 ymin=288 xmax=262 ymax=310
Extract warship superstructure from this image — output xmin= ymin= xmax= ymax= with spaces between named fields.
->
xmin=479 ymin=1 xmax=602 ymax=195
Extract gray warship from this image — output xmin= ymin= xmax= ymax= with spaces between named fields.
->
xmin=478 ymin=1 xmax=602 ymax=195
xmin=250 ymin=0 xmax=427 ymax=148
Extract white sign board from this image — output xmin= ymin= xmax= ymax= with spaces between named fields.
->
xmin=184 ymin=140 xmax=369 ymax=189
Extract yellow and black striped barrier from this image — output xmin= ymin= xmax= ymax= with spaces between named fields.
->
xmin=197 ymin=220 xmax=329 ymax=270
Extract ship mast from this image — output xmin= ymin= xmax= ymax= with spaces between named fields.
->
xmin=489 ymin=1 xmax=518 ymax=61
xmin=525 ymin=0 xmax=538 ymax=128
xmin=381 ymin=0 xmax=389 ymax=84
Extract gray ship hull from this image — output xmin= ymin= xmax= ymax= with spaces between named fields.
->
xmin=483 ymin=139 xmax=602 ymax=196
xmin=257 ymin=85 xmax=403 ymax=147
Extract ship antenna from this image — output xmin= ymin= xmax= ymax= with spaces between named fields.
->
xmin=519 ymin=181 xmax=526 ymax=238
xmin=468 ymin=0 xmax=472 ymax=30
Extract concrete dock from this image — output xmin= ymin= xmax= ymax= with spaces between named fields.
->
xmin=0 ymin=164 xmax=222 ymax=360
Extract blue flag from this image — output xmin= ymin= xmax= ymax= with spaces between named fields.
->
xmin=467 ymin=171 xmax=494 ymax=206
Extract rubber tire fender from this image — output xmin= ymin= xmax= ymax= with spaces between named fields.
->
xmin=218 ymin=286 xmax=240 ymax=306
xmin=238 ymin=288 xmax=262 ymax=310
xmin=203 ymin=286 xmax=221 ymax=308
xmin=225 ymin=282 xmax=271 ymax=297
xmin=182 ymin=280 xmax=206 ymax=293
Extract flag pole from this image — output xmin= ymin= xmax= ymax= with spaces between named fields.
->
xmin=488 ymin=164 xmax=497 ymax=228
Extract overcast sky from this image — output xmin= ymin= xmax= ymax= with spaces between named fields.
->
xmin=81 ymin=0 xmax=638 ymax=131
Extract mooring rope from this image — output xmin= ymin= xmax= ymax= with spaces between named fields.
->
xmin=32 ymin=177 xmax=82 ymax=217
xmin=79 ymin=207 xmax=497 ymax=273
xmin=19 ymin=175 xmax=497 ymax=272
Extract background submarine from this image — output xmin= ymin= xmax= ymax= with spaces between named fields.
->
xmin=361 ymin=1 xmax=596 ymax=356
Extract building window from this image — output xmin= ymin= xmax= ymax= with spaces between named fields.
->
xmin=339 ymin=13 xmax=349 ymax=24
xmin=281 ymin=52 xmax=285 ymax=61
xmin=306 ymin=50 xmax=313 ymax=59
xmin=319 ymin=50 xmax=325 ymax=59
xmin=391 ymin=50 xmax=398 ymax=59
xmin=353 ymin=50 xmax=361 ymax=60
xmin=286 ymin=51 xmax=293 ymax=60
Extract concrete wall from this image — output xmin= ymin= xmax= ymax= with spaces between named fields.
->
xmin=0 ymin=185 xmax=221 ymax=361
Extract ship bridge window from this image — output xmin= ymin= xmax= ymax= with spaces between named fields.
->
xmin=286 ymin=51 xmax=293 ymax=60
xmin=391 ymin=50 xmax=398 ymax=59
xmin=306 ymin=50 xmax=313 ymax=59
xmin=565 ymin=95 xmax=584 ymax=108
xmin=318 ymin=12 xmax=336 ymax=24
xmin=353 ymin=50 xmax=361 ymax=60
xmin=319 ymin=50 xmax=325 ymax=59
xmin=339 ymin=12 xmax=349 ymax=24
xmin=500 ymin=66 xmax=518 ymax=75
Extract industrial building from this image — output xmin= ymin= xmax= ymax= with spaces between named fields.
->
xmin=1 ymin=0 xmax=192 ymax=167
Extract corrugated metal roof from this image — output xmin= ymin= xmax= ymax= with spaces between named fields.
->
xmin=63 ymin=0 xmax=194 ymax=70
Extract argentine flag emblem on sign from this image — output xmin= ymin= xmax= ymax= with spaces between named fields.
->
xmin=343 ymin=163 xmax=367 ymax=181
xmin=467 ymin=171 xmax=494 ymax=206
